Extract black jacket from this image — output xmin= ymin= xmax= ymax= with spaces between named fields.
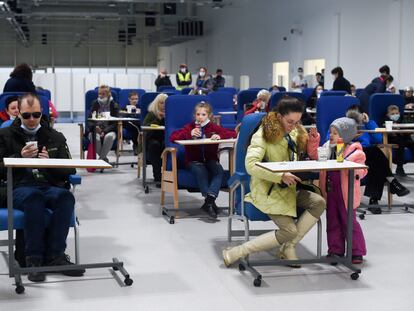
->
xmin=154 ymin=75 xmax=173 ymax=91
xmin=88 ymin=99 xmax=120 ymax=134
xmin=3 ymin=77 xmax=36 ymax=93
xmin=332 ymin=76 xmax=351 ymax=94
xmin=0 ymin=117 xmax=76 ymax=191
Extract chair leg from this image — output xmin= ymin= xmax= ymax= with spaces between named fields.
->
xmin=137 ymin=153 xmax=142 ymax=179
xmin=74 ymin=220 xmax=80 ymax=264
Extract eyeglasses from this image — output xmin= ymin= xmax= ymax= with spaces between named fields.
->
xmin=283 ymin=116 xmax=301 ymax=127
xmin=21 ymin=112 xmax=42 ymax=119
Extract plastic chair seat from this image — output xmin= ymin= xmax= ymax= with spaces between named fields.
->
xmin=235 ymin=201 xmax=270 ymax=221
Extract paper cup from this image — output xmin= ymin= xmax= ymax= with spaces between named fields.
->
xmin=317 ymin=147 xmax=328 ymax=161
xmin=126 ymin=105 xmax=133 ymax=113
xmin=385 ymin=121 xmax=393 ymax=131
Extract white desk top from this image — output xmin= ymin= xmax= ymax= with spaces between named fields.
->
xmin=392 ymin=123 xmax=414 ymax=128
xmin=303 ymin=125 xmax=317 ymax=129
xmin=3 ymin=158 xmax=112 ymax=169
xmin=360 ymin=128 xmax=414 ymax=134
xmin=141 ymin=125 xmax=165 ymax=131
xmin=256 ymin=160 xmax=367 ymax=173
xmin=217 ymin=111 xmax=237 ymax=115
xmin=119 ymin=110 xmax=141 ymax=115
xmin=306 ymin=108 xmax=317 ymax=114
xmin=174 ymin=138 xmax=237 ymax=145
xmin=404 ymin=110 xmax=414 ymax=113
xmin=88 ymin=117 xmax=139 ymax=122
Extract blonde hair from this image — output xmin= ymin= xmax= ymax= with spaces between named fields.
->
xmin=98 ymin=85 xmax=111 ymax=97
xmin=387 ymin=105 xmax=399 ymax=113
xmin=257 ymin=89 xmax=271 ymax=102
xmin=148 ymin=93 xmax=168 ymax=117
xmin=193 ymin=101 xmax=214 ymax=119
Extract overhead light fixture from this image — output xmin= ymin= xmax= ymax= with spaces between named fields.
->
xmin=108 ymin=2 xmax=116 ymax=7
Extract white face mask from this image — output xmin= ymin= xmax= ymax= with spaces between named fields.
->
xmin=180 ymin=68 xmax=186 ymax=73
xmin=389 ymin=114 xmax=400 ymax=121
xmin=199 ymin=71 xmax=205 ymax=77
xmin=98 ymin=97 xmax=108 ymax=103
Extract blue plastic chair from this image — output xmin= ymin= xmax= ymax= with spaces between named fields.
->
xmin=355 ymin=88 xmax=364 ymax=98
xmin=36 ymin=89 xmax=51 ymax=101
xmin=302 ymin=87 xmax=315 ymax=102
xmin=268 ymin=92 xmax=307 ymax=111
xmin=368 ymin=93 xmax=404 ymax=126
xmin=118 ymin=89 xmax=146 ymax=109
xmin=236 ymin=90 xmax=258 ymax=123
xmin=208 ymin=91 xmax=237 ymax=129
xmin=316 ymin=96 xmax=360 ymax=145
xmin=321 ymin=91 xmax=347 ymax=97
xmin=181 ymin=87 xmax=193 ymax=95
xmin=160 ymin=95 xmax=232 ymax=217
xmin=158 ymin=86 xmax=176 ymax=92
xmin=218 ymin=87 xmax=238 ymax=95
xmin=0 ymin=92 xmax=50 ymax=117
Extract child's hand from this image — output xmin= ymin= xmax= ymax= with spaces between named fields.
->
xmin=362 ymin=113 xmax=369 ymax=123
xmin=191 ymin=128 xmax=201 ymax=137
xmin=309 ymin=127 xmax=319 ymax=139
xmin=210 ymin=134 xmax=221 ymax=140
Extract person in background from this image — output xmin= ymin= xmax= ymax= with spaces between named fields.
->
xmin=385 ymin=105 xmax=414 ymax=176
xmin=350 ymin=84 xmax=357 ymax=97
xmin=88 ymin=85 xmax=119 ymax=163
xmin=403 ymin=86 xmax=414 ymax=109
xmin=315 ymin=72 xmax=324 ymax=88
xmin=372 ymin=65 xmax=391 ymax=85
xmin=195 ymin=67 xmax=215 ymax=94
xmin=154 ymin=68 xmax=173 ymax=91
xmin=175 ymin=63 xmax=192 ymax=91
xmin=3 ymin=63 xmax=36 ymax=93
xmin=358 ymin=74 xmax=393 ymax=113
xmin=0 ymin=95 xmax=19 ymax=127
xmin=331 ymin=66 xmax=351 ymax=94
xmin=213 ymin=69 xmax=225 ymax=88
xmin=306 ymin=85 xmax=324 ymax=109
xmin=143 ymin=93 xmax=168 ymax=186
xmin=270 ymin=85 xmax=280 ymax=94
xmin=291 ymin=67 xmax=307 ymax=92
xmin=345 ymin=105 xmax=409 ymax=214
xmin=244 ymin=89 xmax=271 ymax=115
xmin=319 ymin=116 xmax=367 ymax=264
xmin=320 ymin=68 xmax=325 ymax=87
xmin=123 ymin=91 xmax=140 ymax=155
xmin=170 ymin=102 xmax=237 ymax=218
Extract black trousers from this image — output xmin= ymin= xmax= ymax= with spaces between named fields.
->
xmin=388 ymin=134 xmax=414 ymax=166
xmin=363 ymin=146 xmax=393 ymax=200
xmin=147 ymin=139 xmax=164 ymax=181
xmin=123 ymin=121 xmax=140 ymax=147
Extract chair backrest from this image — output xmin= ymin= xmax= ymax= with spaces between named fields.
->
xmin=355 ymin=88 xmax=364 ymax=98
xmin=368 ymin=93 xmax=404 ymax=126
xmin=0 ymin=92 xmax=49 ymax=116
xmin=140 ymin=92 xmax=160 ymax=122
xmin=321 ymin=90 xmax=347 ymax=97
xmin=268 ymin=92 xmax=307 ymax=111
xmin=36 ymin=89 xmax=51 ymax=101
xmin=316 ymin=96 xmax=360 ymax=145
xmin=302 ymin=87 xmax=314 ymax=101
xmin=158 ymin=86 xmax=176 ymax=92
xmin=84 ymin=89 xmax=118 ymax=124
xmin=181 ymin=87 xmax=193 ymax=95
xmin=399 ymin=89 xmax=405 ymax=96
xmin=118 ymin=88 xmax=146 ymax=109
xmin=278 ymin=86 xmax=286 ymax=92
xmin=218 ymin=87 xmax=238 ymax=95
xmin=208 ymin=91 xmax=236 ymax=129
xmin=247 ymin=87 xmax=264 ymax=92
xmin=164 ymin=95 xmax=209 ymax=168
xmin=236 ymin=90 xmax=258 ymax=123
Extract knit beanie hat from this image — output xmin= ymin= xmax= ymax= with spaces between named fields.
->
xmin=330 ymin=117 xmax=357 ymax=144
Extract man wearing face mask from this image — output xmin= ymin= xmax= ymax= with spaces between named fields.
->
xmin=0 ymin=93 xmax=85 ymax=282
xmin=154 ymin=68 xmax=173 ymax=92
xmin=213 ymin=69 xmax=225 ymax=89
xmin=291 ymin=67 xmax=307 ymax=93
xmin=175 ymin=64 xmax=192 ymax=91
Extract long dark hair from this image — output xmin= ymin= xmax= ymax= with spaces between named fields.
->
xmin=10 ymin=63 xmax=33 ymax=81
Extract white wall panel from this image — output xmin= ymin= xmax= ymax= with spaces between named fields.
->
xmin=127 ymin=75 xmax=139 ymax=89
xmin=84 ymin=74 xmax=99 ymax=92
xmin=33 ymin=73 xmax=55 ymax=103
xmin=99 ymin=73 xmax=115 ymax=87
xmin=140 ymin=74 xmax=156 ymax=91
xmin=55 ymin=73 xmax=72 ymax=111
xmin=72 ymin=74 xmax=86 ymax=112
xmin=115 ymin=74 xmax=129 ymax=88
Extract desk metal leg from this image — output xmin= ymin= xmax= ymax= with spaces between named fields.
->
xmin=116 ymin=121 xmax=122 ymax=167
xmin=142 ymin=131 xmax=148 ymax=193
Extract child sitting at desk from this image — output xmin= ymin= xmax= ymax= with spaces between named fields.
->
xmin=319 ymin=116 xmax=367 ymax=264
xmin=123 ymin=91 xmax=140 ymax=155
xmin=385 ymin=105 xmax=414 ymax=176
xmin=170 ymin=102 xmax=237 ymax=218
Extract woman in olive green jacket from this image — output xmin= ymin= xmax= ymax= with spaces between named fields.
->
xmin=223 ymin=97 xmax=326 ymax=267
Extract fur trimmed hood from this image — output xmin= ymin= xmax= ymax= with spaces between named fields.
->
xmin=261 ymin=112 xmax=309 ymax=155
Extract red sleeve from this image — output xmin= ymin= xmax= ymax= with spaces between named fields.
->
xmin=211 ymin=123 xmax=237 ymax=139
xmin=244 ymin=100 xmax=260 ymax=116
xmin=170 ymin=123 xmax=194 ymax=142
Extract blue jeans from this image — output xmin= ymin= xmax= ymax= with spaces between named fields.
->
xmin=188 ymin=160 xmax=224 ymax=198
xmin=13 ymin=185 xmax=75 ymax=258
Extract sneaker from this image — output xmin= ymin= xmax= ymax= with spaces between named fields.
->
xmin=26 ymin=256 xmax=46 ymax=282
xmin=396 ymin=166 xmax=407 ymax=177
xmin=368 ymin=198 xmax=382 ymax=214
xmin=46 ymin=254 xmax=85 ymax=277
xmin=201 ymin=203 xmax=217 ymax=219
xmin=389 ymin=179 xmax=410 ymax=197
xmin=352 ymin=255 xmax=363 ymax=264
xmin=326 ymin=253 xmax=344 ymax=266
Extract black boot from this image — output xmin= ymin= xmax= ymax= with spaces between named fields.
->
xmin=26 ymin=256 xmax=46 ymax=282
xmin=201 ymin=195 xmax=217 ymax=219
xmin=46 ymin=254 xmax=85 ymax=277
xmin=367 ymin=198 xmax=382 ymax=214
xmin=389 ymin=179 xmax=410 ymax=196
xmin=396 ymin=165 xmax=407 ymax=177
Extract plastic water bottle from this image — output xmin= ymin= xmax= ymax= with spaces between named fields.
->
xmin=193 ymin=123 xmax=201 ymax=139
xmin=336 ymin=138 xmax=344 ymax=163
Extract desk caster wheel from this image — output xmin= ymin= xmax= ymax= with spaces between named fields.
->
xmin=351 ymin=272 xmax=359 ymax=280
xmin=359 ymin=214 xmax=365 ymax=220
xmin=124 ymin=277 xmax=133 ymax=286
xmin=113 ymin=266 xmax=119 ymax=271
xmin=253 ymin=277 xmax=262 ymax=287
xmin=130 ymin=164 xmax=134 ymax=168
xmin=144 ymin=186 xmax=149 ymax=194
xmin=15 ymin=285 xmax=25 ymax=294
xmin=238 ymin=263 xmax=246 ymax=271
xmin=169 ymin=216 xmax=175 ymax=224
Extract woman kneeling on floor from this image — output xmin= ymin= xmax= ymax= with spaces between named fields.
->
xmin=223 ymin=96 xmax=326 ymax=267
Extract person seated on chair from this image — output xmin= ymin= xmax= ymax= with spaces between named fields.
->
xmin=176 ymin=63 xmax=192 ymax=91
xmin=319 ymin=115 xmax=367 ymax=264
xmin=385 ymin=105 xmax=414 ymax=176
xmin=194 ymin=67 xmax=215 ymax=94
xmin=358 ymin=70 xmax=393 ymax=113
xmin=306 ymin=85 xmax=324 ymax=109
xmin=223 ymin=96 xmax=326 ymax=268
xmin=88 ymin=85 xmax=119 ymax=163
xmin=0 ymin=93 xmax=85 ymax=283
xmin=143 ymin=93 xmax=168 ymax=186
xmin=0 ymin=95 xmax=19 ymax=127
xmin=350 ymin=84 xmax=357 ymax=97
xmin=154 ymin=68 xmax=173 ymax=92
xmin=123 ymin=91 xmax=140 ymax=155
xmin=404 ymin=86 xmax=414 ymax=109
xmin=213 ymin=69 xmax=225 ymax=88
xmin=244 ymin=89 xmax=271 ymax=116
xmin=345 ymin=105 xmax=409 ymax=214
xmin=170 ymin=102 xmax=237 ymax=219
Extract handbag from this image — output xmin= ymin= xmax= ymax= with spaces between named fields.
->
xmin=86 ymin=142 xmax=96 ymax=173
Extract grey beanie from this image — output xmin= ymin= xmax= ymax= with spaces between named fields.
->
xmin=330 ymin=117 xmax=358 ymax=144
